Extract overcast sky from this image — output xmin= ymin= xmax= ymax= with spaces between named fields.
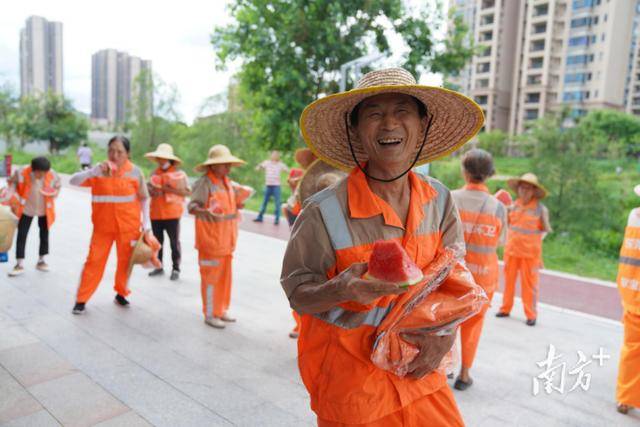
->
xmin=0 ymin=1 xmax=444 ymax=123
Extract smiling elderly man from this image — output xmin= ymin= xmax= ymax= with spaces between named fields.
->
xmin=280 ymin=68 xmax=484 ymax=426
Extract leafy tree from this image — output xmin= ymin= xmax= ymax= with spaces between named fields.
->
xmin=16 ymin=91 xmax=88 ymax=153
xmin=212 ymin=0 xmax=474 ymax=151
xmin=476 ymin=129 xmax=507 ymax=157
xmin=575 ymin=109 xmax=640 ymax=158
xmin=0 ymin=83 xmax=18 ymax=148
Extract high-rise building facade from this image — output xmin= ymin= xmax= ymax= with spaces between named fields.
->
xmin=19 ymin=16 xmax=63 ymax=97
xmin=449 ymin=0 xmax=639 ymax=135
xmin=91 ymin=49 xmax=152 ymax=128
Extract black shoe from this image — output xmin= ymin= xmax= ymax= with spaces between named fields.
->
xmin=72 ymin=302 xmax=85 ymax=315
xmin=274 ymin=220 xmax=279 ymax=225
xmin=148 ymin=268 xmax=164 ymax=277
xmin=526 ymin=319 xmax=536 ymax=326
xmin=170 ymin=270 xmax=179 ymax=281
xmin=495 ymin=312 xmax=510 ymax=318
xmin=114 ymin=294 xmax=130 ymax=306
xmin=253 ymin=217 xmax=263 ymax=223
xmin=447 ymin=373 xmax=454 ymax=380
xmin=454 ymin=377 xmax=473 ymax=391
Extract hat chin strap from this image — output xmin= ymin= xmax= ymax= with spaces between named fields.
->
xmin=345 ymin=112 xmax=434 ymax=183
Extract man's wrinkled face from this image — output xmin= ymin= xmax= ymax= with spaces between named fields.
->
xmin=353 ymin=93 xmax=426 ymax=168
xmin=518 ymin=182 xmax=535 ymax=203
xmin=210 ymin=163 xmax=231 ymax=177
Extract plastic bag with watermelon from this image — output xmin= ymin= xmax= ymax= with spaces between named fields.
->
xmin=369 ymin=244 xmax=488 ymax=377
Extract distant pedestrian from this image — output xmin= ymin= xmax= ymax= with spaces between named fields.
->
xmin=77 ymin=143 xmax=93 ymax=170
xmin=253 ymin=151 xmax=288 ymax=225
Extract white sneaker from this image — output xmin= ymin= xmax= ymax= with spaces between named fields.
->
xmin=8 ymin=265 xmax=24 ymax=277
xmin=204 ymin=317 xmax=226 ymax=329
xmin=36 ymin=261 xmax=49 ymax=272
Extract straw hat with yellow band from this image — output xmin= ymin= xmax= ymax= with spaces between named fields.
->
xmin=298 ymin=159 xmax=348 ymax=204
xmin=144 ymin=143 xmax=182 ymax=165
xmin=507 ymin=173 xmax=548 ymax=200
xmin=195 ymin=145 xmax=246 ymax=173
xmin=299 ymin=67 xmax=485 ymax=175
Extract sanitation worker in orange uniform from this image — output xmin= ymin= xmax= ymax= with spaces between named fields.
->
xmin=496 ymin=173 xmax=551 ymax=326
xmin=70 ymin=136 xmax=151 ymax=314
xmin=615 ymin=184 xmax=640 ymax=415
xmin=188 ymin=145 xmax=246 ymax=329
xmin=144 ymin=143 xmax=191 ymax=281
xmin=451 ymin=149 xmax=506 ymax=391
xmin=280 ymin=68 xmax=485 ymax=426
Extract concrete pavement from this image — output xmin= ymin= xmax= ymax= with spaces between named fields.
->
xmin=0 ymin=184 xmax=638 ymax=426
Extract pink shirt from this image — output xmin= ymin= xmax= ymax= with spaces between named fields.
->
xmin=261 ymin=160 xmax=288 ymax=186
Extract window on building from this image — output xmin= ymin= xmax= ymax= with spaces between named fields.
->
xmin=573 ymin=0 xmax=596 ymax=9
xmin=570 ymin=108 xmax=587 ymax=118
xmin=533 ymin=23 xmax=547 ymax=34
xmin=481 ymin=46 xmax=492 ymax=57
xmin=525 ymin=109 xmax=539 ymax=120
xmin=564 ymin=72 xmax=592 ymax=83
xmin=530 ymin=57 xmax=544 ymax=69
xmin=569 ymin=36 xmax=590 ymax=47
xmin=477 ymin=62 xmax=491 ymax=73
xmin=526 ymin=93 xmax=541 ymax=103
xmin=601 ymin=33 xmax=605 ymax=42
xmin=571 ymin=17 xmax=592 ymax=28
xmin=534 ymin=4 xmax=549 ymax=16
xmin=527 ymin=74 xmax=543 ymax=84
xmin=480 ymin=31 xmax=493 ymax=41
xmin=475 ymin=95 xmax=489 ymax=104
xmin=481 ymin=14 xmax=495 ymax=25
xmin=563 ymin=90 xmax=588 ymax=101
xmin=566 ymin=54 xmax=594 ymax=65
xmin=476 ymin=78 xmax=490 ymax=88
xmin=531 ymin=40 xmax=545 ymax=52
xmin=481 ymin=0 xmax=495 ymax=9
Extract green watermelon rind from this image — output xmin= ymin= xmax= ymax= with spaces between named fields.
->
xmin=364 ymin=271 xmax=424 ymax=288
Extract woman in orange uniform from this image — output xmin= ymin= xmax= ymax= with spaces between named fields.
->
xmin=496 ymin=173 xmax=551 ymax=326
xmin=188 ymin=145 xmax=246 ymax=329
xmin=615 ymin=184 xmax=640 ymax=415
xmin=451 ymin=149 xmax=506 ymax=390
xmin=70 ymin=136 xmax=151 ymax=314
xmin=145 ymin=143 xmax=190 ymax=281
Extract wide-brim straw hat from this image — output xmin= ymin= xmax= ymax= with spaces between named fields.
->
xmin=195 ymin=144 xmax=246 ymax=173
xmin=507 ymin=173 xmax=548 ymax=199
xmin=300 ymin=67 xmax=484 ymax=171
xmin=144 ymin=143 xmax=182 ymax=165
xmin=294 ymin=148 xmax=317 ymax=170
xmin=127 ymin=234 xmax=153 ymax=278
xmin=0 ymin=206 xmax=18 ymax=252
xmin=298 ymin=159 xmax=347 ymax=203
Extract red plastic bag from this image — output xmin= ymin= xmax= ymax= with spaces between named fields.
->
xmin=370 ymin=248 xmax=488 ymax=377
xmin=164 ymin=171 xmax=187 ymax=204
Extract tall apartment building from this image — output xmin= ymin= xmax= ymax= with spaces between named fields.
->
xmin=91 ymin=49 xmax=152 ymax=128
xmin=625 ymin=1 xmax=640 ymax=115
xmin=449 ymin=0 xmax=521 ymax=132
xmin=19 ymin=16 xmax=63 ymax=97
xmin=449 ymin=0 xmax=638 ymax=135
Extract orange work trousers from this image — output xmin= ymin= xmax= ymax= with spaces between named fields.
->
xmin=317 ymin=386 xmax=464 ymax=427
xmin=500 ymin=256 xmax=540 ymax=320
xmin=617 ymin=310 xmax=640 ymax=408
xmin=292 ymin=310 xmax=301 ymax=333
xmin=460 ymin=290 xmax=494 ymax=369
xmin=76 ymin=230 xmax=138 ymax=303
xmin=199 ymin=255 xmax=233 ymax=319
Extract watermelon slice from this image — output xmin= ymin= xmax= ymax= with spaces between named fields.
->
xmin=40 ymin=186 xmax=57 ymax=197
xmin=149 ymin=175 xmax=163 ymax=188
xmin=494 ymin=189 xmax=513 ymax=206
xmin=107 ymin=161 xmax=118 ymax=175
xmin=208 ymin=198 xmax=224 ymax=215
xmin=367 ymin=240 xmax=423 ymax=287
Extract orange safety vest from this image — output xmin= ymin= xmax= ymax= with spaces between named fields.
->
xmin=617 ymin=209 xmax=640 ymax=315
xmin=455 ymin=183 xmax=505 ymax=292
xmin=194 ymin=171 xmax=239 ymax=258
xmin=298 ymin=169 xmax=457 ymax=424
xmin=150 ymin=165 xmax=185 ymax=220
xmin=13 ymin=166 xmax=57 ymax=229
xmin=82 ymin=160 xmax=142 ymax=233
xmin=504 ymin=198 xmax=545 ymax=260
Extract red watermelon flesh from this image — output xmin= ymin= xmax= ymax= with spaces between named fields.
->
xmin=149 ymin=175 xmax=163 ymax=188
xmin=494 ymin=189 xmax=512 ymax=206
xmin=40 ymin=186 xmax=56 ymax=197
xmin=367 ymin=240 xmax=423 ymax=287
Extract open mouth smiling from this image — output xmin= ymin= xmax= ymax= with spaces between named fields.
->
xmin=377 ymin=137 xmax=404 ymax=146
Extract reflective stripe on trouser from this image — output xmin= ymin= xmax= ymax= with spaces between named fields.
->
xmin=317 ymin=385 xmax=464 ymax=427
xmin=617 ymin=310 xmax=640 ymax=407
xmin=460 ymin=290 xmax=495 ymax=368
xmin=500 ymin=256 xmax=539 ymax=320
xmin=76 ymin=230 xmax=138 ymax=303
xmin=199 ymin=255 xmax=232 ymax=318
